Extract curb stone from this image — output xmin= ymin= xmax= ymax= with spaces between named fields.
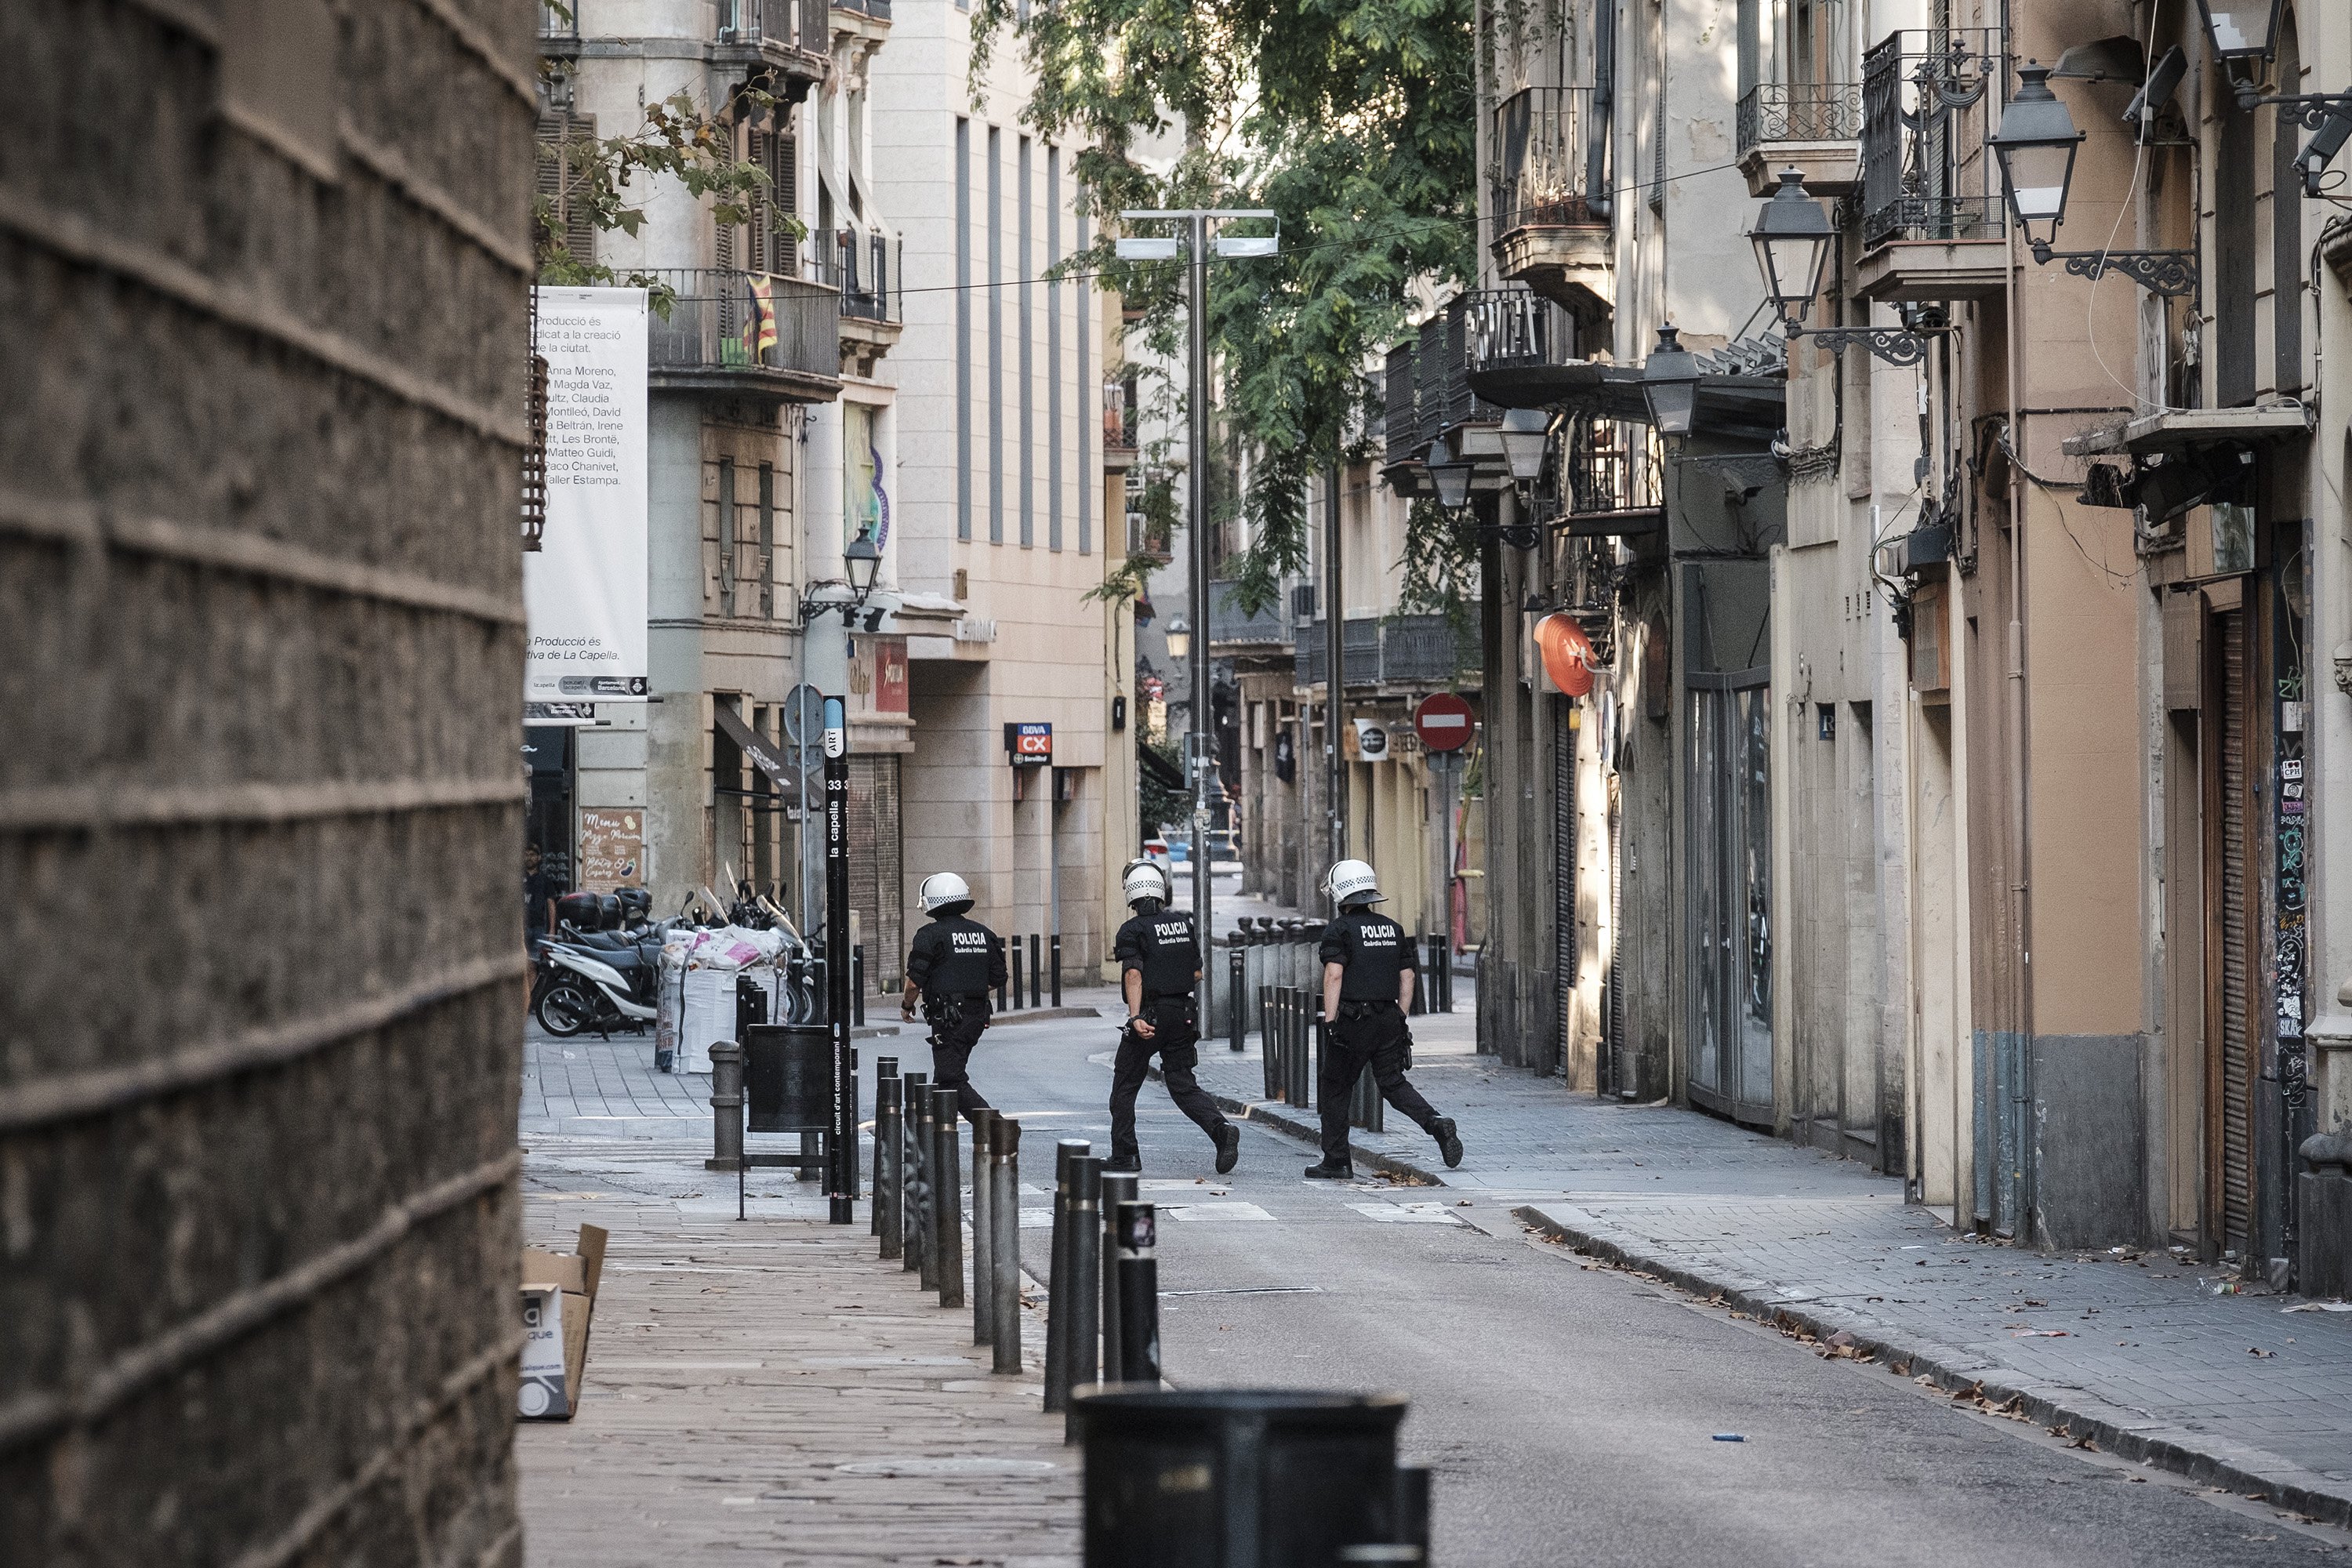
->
xmin=1508 ymin=1203 xmax=2352 ymax=1531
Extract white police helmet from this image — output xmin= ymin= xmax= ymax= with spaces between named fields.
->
xmin=1323 ymin=858 xmax=1381 ymax=909
xmin=919 ymin=872 xmax=972 ymax=913
xmin=1122 ymin=862 xmax=1170 ymax=908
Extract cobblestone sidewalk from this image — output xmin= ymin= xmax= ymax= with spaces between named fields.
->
xmin=1167 ymin=1007 xmax=2352 ymax=1526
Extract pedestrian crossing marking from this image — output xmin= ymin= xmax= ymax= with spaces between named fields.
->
xmin=1348 ymin=1202 xmax=1466 ymax=1225
xmin=1160 ymin=1202 xmax=1275 ymax=1222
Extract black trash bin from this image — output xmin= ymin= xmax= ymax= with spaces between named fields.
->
xmin=1076 ymin=1388 xmax=1410 ymax=1568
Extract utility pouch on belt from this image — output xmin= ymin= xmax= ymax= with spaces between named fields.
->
xmin=925 ymin=993 xmax=965 ymax=1028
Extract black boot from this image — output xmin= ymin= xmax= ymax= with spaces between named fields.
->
xmin=1303 ymin=1160 xmax=1355 ymax=1180
xmin=1214 ymin=1123 xmax=1240 ymax=1175
xmin=1431 ymin=1117 xmax=1464 ymax=1169
xmin=1104 ymin=1152 xmax=1142 ymax=1174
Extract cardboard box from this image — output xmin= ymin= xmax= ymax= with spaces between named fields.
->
xmin=518 ymin=1224 xmax=608 ymax=1421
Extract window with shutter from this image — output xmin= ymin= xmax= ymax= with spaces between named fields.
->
xmin=749 ymin=129 xmax=771 ymax=274
xmin=535 ymin=111 xmax=598 ymax=269
xmin=773 ymin=133 xmax=800 ymax=274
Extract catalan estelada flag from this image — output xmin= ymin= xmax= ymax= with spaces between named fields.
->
xmin=743 ymin=274 xmax=778 ymax=358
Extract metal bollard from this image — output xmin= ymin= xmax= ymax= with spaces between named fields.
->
xmin=1397 ymin=1465 xmax=1432 ymax=1558
xmin=706 ymin=1040 xmax=744 ymax=1173
xmin=1029 ymin=934 xmax=1042 ymax=1013
xmin=1043 ymin=1138 xmax=1090 ymax=1413
xmin=971 ymin=1107 xmax=997 ymax=1345
xmin=931 ymin=1087 xmax=965 ymax=1309
xmin=1111 ymin=1200 xmax=1160 ymax=1385
xmin=852 ymin=945 xmax=866 ymax=1026
xmin=990 ymin=1116 xmax=1023 ymax=1374
xmin=1229 ymin=942 xmax=1245 ymax=1051
xmin=876 ymin=1072 xmax=903 ymax=1258
xmin=871 ymin=1055 xmax=897 ymax=1236
xmin=996 ymin=936 xmax=1010 ymax=1011
xmin=1051 ymin=934 xmax=1063 ymax=1007
xmin=1098 ymin=1170 xmax=1136 ymax=1388
xmin=904 ymin=1070 xmax=931 ymax=1279
xmin=1065 ymin=1154 xmax=1103 ymax=1443
xmin=1259 ymin=985 xmax=1277 ymax=1099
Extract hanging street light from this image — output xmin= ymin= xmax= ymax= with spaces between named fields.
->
xmin=1425 ymin=441 xmax=1475 ymax=509
xmin=1991 ymin=64 xmax=2198 ymax=296
xmin=1745 ymin=169 xmax=1941 ymax=367
xmin=1498 ymin=408 xmax=1552 ymax=483
xmin=844 ymin=523 xmax=883 ymax=602
xmin=2196 ymin=0 xmax=2284 ymax=64
xmin=1639 ymin=324 xmax=1701 ymax=437
xmin=1163 ymin=617 xmax=1191 ymax=661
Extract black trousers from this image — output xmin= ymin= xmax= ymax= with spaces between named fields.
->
xmin=924 ymin=998 xmax=993 ymax=1120
xmin=1319 ymin=1003 xmax=1440 ymax=1162
xmin=1109 ymin=996 xmax=1228 ymax=1163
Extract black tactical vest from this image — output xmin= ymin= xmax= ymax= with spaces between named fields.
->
xmin=1318 ymin=909 xmax=1418 ymax=1001
xmin=1116 ymin=909 xmax=1200 ymax=999
xmin=907 ymin=914 xmax=1001 ymax=998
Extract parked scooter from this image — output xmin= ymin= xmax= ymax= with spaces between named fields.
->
xmin=532 ymin=891 xmax=668 ymax=1038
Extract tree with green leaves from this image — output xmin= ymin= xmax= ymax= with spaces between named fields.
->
xmin=975 ymin=0 xmax=1479 ymax=622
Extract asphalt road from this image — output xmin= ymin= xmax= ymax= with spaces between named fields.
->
xmin=963 ymin=1010 xmax=2347 ymax=1568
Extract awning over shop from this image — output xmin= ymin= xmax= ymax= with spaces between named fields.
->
xmin=715 ymin=701 xmax=797 ymax=786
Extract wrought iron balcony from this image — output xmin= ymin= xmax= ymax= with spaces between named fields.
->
xmin=1493 ymin=85 xmax=1602 ymax=230
xmin=1736 ymin=82 xmax=1864 ymax=195
xmin=1298 ymin=613 xmax=1480 ymax=690
xmin=1207 ymin=581 xmax=1289 ymax=648
xmin=811 ymin=227 xmax=898 ymax=324
xmin=1103 ymin=376 xmax=1140 ymax=470
xmin=1489 ymin=85 xmax=1613 ymax=314
xmin=831 ymin=0 xmax=892 ymax=18
xmin=1857 ymin=28 xmax=2009 ymax=298
xmin=717 ymin=0 xmax=829 ymax=60
xmin=645 ymin=268 xmax=842 ymax=403
xmin=538 ymin=2 xmax=578 ymax=45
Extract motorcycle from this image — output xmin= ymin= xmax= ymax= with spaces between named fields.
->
xmin=532 ymin=912 xmax=669 ymax=1038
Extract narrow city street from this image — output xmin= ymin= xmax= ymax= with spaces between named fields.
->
xmin=516 ymin=1001 xmax=2352 ymax=1566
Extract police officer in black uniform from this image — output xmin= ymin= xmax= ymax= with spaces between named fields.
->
xmin=1304 ymin=858 xmax=1463 ymax=1179
xmin=900 ymin=871 xmax=1011 ymax=1121
xmin=1106 ymin=862 xmax=1241 ymax=1175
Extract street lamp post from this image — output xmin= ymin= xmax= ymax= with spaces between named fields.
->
xmin=1639 ymin=325 xmax=1702 ymax=437
xmin=1989 ymin=66 xmax=2199 ymax=297
xmin=1116 ymin=206 xmax=1278 ymax=985
xmin=1747 ymin=169 xmax=1945 ymax=367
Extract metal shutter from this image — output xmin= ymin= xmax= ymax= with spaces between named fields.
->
xmin=2217 ymin=608 xmax=2252 ymax=1254
xmin=849 ymin=756 xmax=904 ymax=993
xmin=1555 ymin=699 xmax=1577 ymax=1076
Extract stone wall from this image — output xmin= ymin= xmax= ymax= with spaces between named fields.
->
xmin=0 ymin=2 xmax=535 ymax=1563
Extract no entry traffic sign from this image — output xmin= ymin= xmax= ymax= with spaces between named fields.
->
xmin=1414 ymin=692 xmax=1475 ymax=753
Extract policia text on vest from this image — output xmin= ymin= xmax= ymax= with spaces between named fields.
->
xmin=902 ymin=909 xmax=1010 ymax=1122
xmin=1108 ymin=887 xmax=1240 ymax=1174
xmin=1310 ymin=908 xmax=1462 ymax=1174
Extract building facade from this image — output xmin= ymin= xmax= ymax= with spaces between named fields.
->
xmin=535 ymin=0 xmax=1127 ymax=990
xmin=1447 ymin=0 xmax=2352 ymax=1289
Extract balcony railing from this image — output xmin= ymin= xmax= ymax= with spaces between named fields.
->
xmin=538 ymin=2 xmax=577 ymax=42
xmin=718 ymin=0 xmax=826 ymax=55
xmin=811 ymin=227 xmax=898 ymax=323
xmin=1492 ymin=85 xmax=1603 ymax=232
xmin=833 ymin=0 xmax=892 ymax=17
xmin=1103 ymin=378 xmax=1139 ymax=450
xmin=1737 ymin=81 xmax=1864 ymax=152
xmin=1298 ymin=613 xmax=1479 ymax=689
xmin=1382 ymin=341 xmax=1421 ymax=468
xmin=645 ymin=268 xmax=840 ymax=389
xmin=1860 ymin=29 xmax=2006 ymax=249
xmin=1461 ymin=285 xmax=1577 ymax=374
xmin=1563 ymin=416 xmax=1650 ymax=514
xmin=1207 ymin=581 xmax=1288 ymax=646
